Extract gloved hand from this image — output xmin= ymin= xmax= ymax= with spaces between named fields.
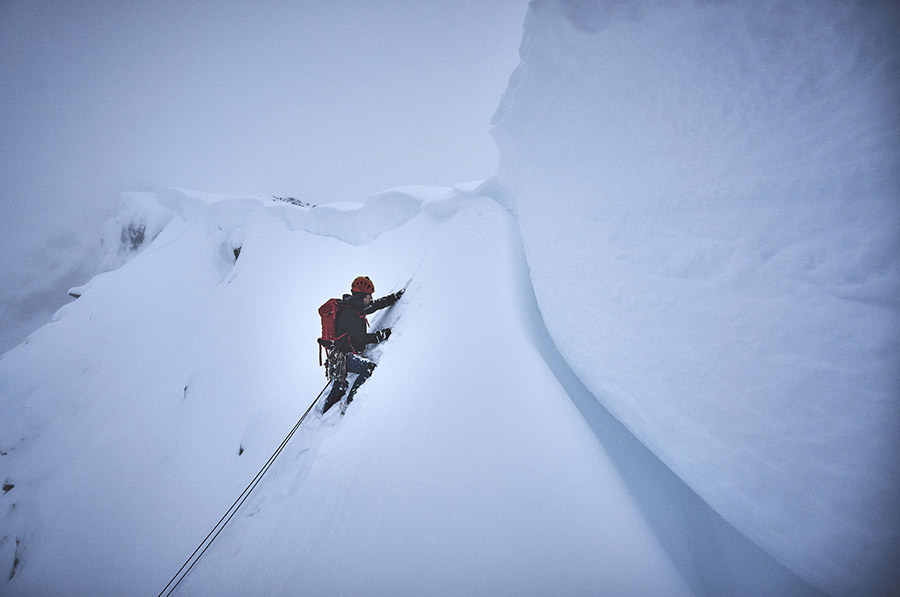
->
xmin=385 ymin=289 xmax=404 ymax=306
xmin=374 ymin=328 xmax=392 ymax=342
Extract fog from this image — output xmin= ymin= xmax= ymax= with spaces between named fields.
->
xmin=0 ymin=0 xmax=526 ymax=354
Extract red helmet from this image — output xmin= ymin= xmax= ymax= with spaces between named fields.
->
xmin=351 ymin=276 xmax=375 ymax=294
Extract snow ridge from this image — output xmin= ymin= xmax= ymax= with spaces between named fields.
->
xmin=2 ymin=185 xmax=820 ymax=596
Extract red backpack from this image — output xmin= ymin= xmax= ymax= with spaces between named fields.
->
xmin=317 ymin=298 xmax=345 ymax=364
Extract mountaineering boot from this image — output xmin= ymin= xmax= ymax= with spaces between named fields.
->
xmin=322 ymin=380 xmax=346 ymax=414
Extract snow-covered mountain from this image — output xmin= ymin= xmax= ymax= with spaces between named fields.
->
xmin=1 ymin=185 xmax=817 ymax=597
xmin=2 ymin=1 xmax=898 ymax=596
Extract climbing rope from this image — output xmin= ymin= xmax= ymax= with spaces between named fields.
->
xmin=158 ymin=380 xmax=331 ymax=597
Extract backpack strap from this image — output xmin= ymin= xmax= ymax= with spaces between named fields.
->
xmin=317 ymin=338 xmax=334 ymax=366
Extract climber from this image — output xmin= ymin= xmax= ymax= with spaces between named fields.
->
xmin=322 ymin=276 xmax=402 ymax=414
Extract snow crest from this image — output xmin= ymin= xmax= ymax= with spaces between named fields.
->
xmin=492 ymin=1 xmax=900 ymax=595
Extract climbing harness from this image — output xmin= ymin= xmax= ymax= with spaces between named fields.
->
xmin=325 ymin=346 xmax=348 ymax=385
xmin=157 ymin=380 xmax=330 ymax=597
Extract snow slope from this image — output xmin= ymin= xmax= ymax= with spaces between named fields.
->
xmin=3 ymin=1 xmax=897 ymax=595
xmin=1 ymin=188 xmax=818 ymax=596
xmin=491 ymin=1 xmax=900 ymax=595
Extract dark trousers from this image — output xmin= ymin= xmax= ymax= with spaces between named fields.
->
xmin=323 ymin=354 xmax=375 ymax=413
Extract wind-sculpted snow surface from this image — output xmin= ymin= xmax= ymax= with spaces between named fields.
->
xmin=492 ymin=1 xmax=900 ymax=594
xmin=298 ymin=188 xmax=424 ymax=245
xmin=1 ymin=185 xmax=823 ymax=595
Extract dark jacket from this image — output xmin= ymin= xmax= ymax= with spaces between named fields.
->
xmin=333 ymin=293 xmax=395 ymax=354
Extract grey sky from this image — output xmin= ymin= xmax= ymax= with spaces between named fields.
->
xmin=0 ymin=0 xmax=527 ymax=353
